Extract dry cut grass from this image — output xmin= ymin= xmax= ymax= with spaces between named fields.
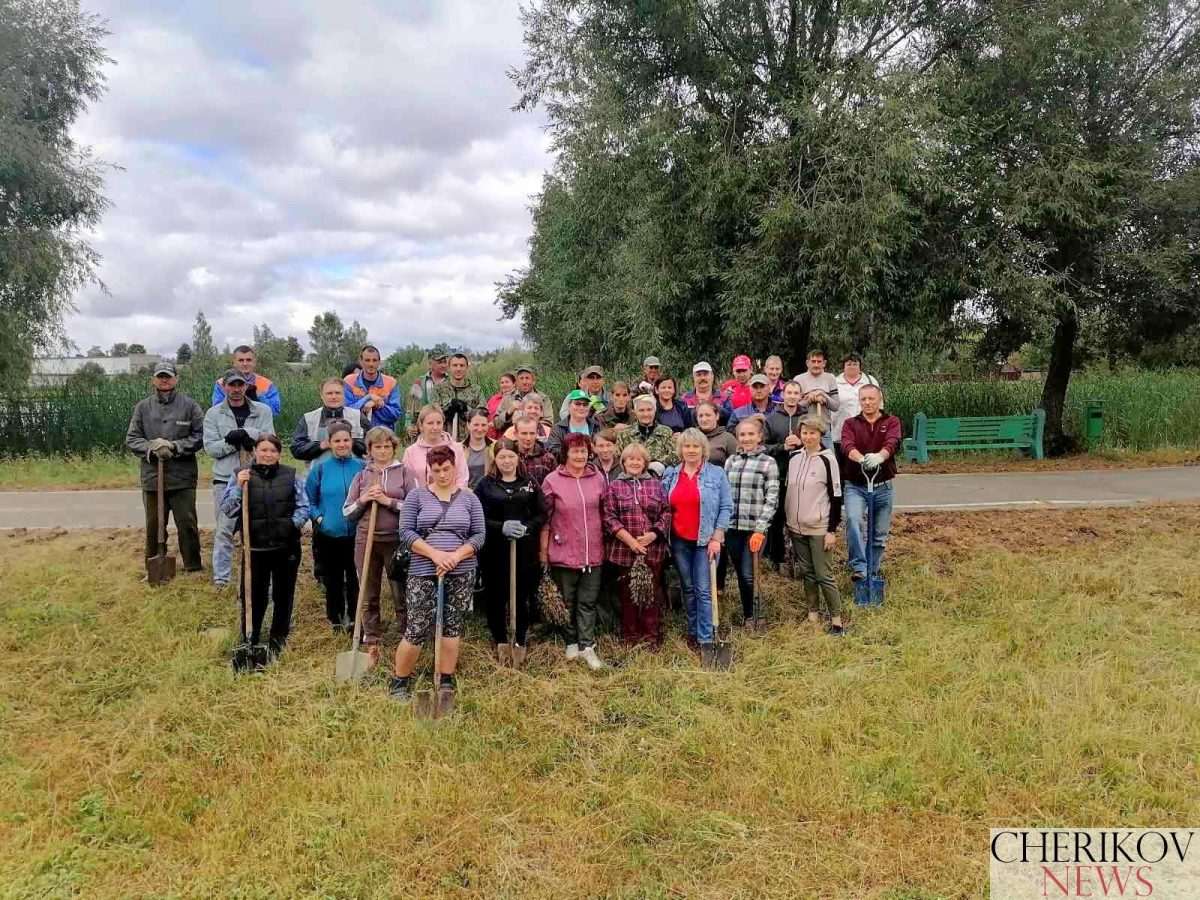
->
xmin=1 ymin=507 xmax=1198 ymax=899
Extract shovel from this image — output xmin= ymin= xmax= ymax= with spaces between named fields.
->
xmin=700 ymin=557 xmax=733 ymax=670
xmin=146 ymin=458 xmax=177 ymax=586
xmin=744 ymin=548 xmax=768 ymax=632
xmin=414 ymin=575 xmax=455 ymax=719
xmin=336 ymin=502 xmax=378 ymax=682
xmin=231 ymin=478 xmax=267 ymax=672
xmin=854 ymin=468 xmax=886 ymax=607
xmin=497 ymin=539 xmax=525 ymax=667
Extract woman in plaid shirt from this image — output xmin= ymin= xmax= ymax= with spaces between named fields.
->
xmin=601 ymin=443 xmax=672 ymax=648
xmin=724 ymin=415 xmax=780 ymax=621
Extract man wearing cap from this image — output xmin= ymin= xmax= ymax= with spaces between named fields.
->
xmin=636 ymin=356 xmax=662 ymax=396
xmin=125 ymin=362 xmax=205 ymax=574
xmin=344 ymin=344 xmax=402 ymax=429
xmin=683 ymin=362 xmax=731 ymax=425
xmin=727 ymin=373 xmax=779 ymax=434
xmin=432 ymin=351 xmax=484 ymax=443
xmin=407 ymin=349 xmax=449 ymax=436
xmin=202 ymin=368 xmax=275 ymax=587
xmin=721 ymin=355 xmax=755 ymax=410
xmin=547 ymin=389 xmax=601 ymax=457
xmin=211 ymin=345 xmax=281 ymax=415
xmin=793 ymin=348 xmax=841 ymax=448
xmin=559 ymin=365 xmax=610 ymax=420
xmin=494 ymin=365 xmax=554 ymax=434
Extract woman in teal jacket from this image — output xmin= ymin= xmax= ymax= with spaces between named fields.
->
xmin=305 ymin=421 xmax=366 ymax=632
xmin=661 ymin=428 xmax=733 ymax=650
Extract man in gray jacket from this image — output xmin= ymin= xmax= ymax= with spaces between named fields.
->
xmin=202 ymin=369 xmax=275 ymax=587
xmin=124 ymin=362 xmax=205 ymax=572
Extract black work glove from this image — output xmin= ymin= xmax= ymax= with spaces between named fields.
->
xmin=445 ymin=399 xmax=468 ymax=420
xmin=225 ymin=428 xmax=248 ymax=448
xmin=351 ymin=438 xmax=367 ymax=458
xmin=238 ymin=432 xmax=257 ymax=451
xmin=245 ymin=384 xmax=258 ymax=402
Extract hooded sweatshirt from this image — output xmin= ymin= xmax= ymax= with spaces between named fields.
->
xmin=306 ymin=453 xmax=366 ymax=537
xmin=540 ymin=463 xmax=606 ymax=570
xmin=401 ymin=431 xmax=469 ymax=489
xmin=342 ymin=460 xmax=416 ymax=541
xmin=785 ymin=447 xmax=843 ymax=537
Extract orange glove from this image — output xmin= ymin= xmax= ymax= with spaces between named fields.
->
xmin=749 ymin=533 xmax=766 ymax=553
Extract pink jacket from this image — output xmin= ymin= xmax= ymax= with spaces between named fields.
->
xmin=401 ymin=431 xmax=469 ymax=489
xmin=785 ymin=448 xmax=842 ymax=536
xmin=540 ymin=464 xmax=606 ymax=570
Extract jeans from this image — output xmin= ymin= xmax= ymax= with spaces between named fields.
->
xmin=211 ymin=481 xmax=237 ymax=585
xmin=142 ymin=487 xmax=202 ymax=571
xmin=551 ymin=566 xmax=602 ymax=648
xmin=844 ymin=480 xmax=894 ymax=577
xmin=723 ymin=529 xmax=758 ymax=618
xmin=671 ymin=535 xmax=714 ymax=643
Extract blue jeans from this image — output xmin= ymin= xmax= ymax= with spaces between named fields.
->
xmin=212 ymin=481 xmax=237 ymax=585
xmin=844 ymin=480 xmax=894 ymax=577
xmin=723 ymin=529 xmax=757 ymax=618
xmin=671 ymin=535 xmax=714 ymax=643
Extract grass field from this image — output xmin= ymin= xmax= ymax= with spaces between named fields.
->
xmin=1 ymin=507 xmax=1198 ymax=898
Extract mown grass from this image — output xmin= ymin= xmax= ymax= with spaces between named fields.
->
xmin=1 ymin=507 xmax=1197 ymax=898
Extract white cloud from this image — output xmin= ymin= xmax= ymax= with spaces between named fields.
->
xmin=67 ymin=0 xmax=548 ymax=357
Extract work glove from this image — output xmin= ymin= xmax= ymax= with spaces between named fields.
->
xmin=445 ymin=399 xmax=468 ymax=420
xmin=502 ymin=520 xmax=527 ymax=539
xmin=861 ymin=452 xmax=885 ymax=471
xmin=224 ymin=428 xmax=249 ymax=449
xmin=245 ymin=384 xmax=258 ymax=402
xmin=154 ymin=443 xmax=176 ymax=460
xmin=749 ymin=533 xmax=766 ymax=554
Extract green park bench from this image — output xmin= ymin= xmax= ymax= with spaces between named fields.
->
xmin=902 ymin=409 xmax=1045 ymax=463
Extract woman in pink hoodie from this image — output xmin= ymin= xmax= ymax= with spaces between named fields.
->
xmin=539 ymin=432 xmax=607 ymax=670
xmin=784 ymin=415 xmax=844 ymax=635
xmin=402 ymin=405 xmax=469 ymax=489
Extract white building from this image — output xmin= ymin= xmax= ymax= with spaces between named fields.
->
xmin=30 ymin=354 xmax=164 ymax=387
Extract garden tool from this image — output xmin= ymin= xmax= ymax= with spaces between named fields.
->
xmin=415 ymin=575 xmax=455 ymax=718
xmin=497 ymin=539 xmax=523 ymax=667
xmin=231 ymin=477 xmax=268 ymax=672
xmin=146 ymin=458 xmax=176 ymax=585
xmin=745 ymin=549 xmax=768 ymax=631
xmin=700 ymin=557 xmax=733 ymax=670
xmin=854 ymin=467 xmax=886 ymax=607
xmin=336 ymin=502 xmax=378 ymax=682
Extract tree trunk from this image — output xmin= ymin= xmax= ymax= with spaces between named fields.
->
xmin=782 ymin=313 xmax=813 ymax=376
xmin=1038 ymin=305 xmax=1078 ymax=456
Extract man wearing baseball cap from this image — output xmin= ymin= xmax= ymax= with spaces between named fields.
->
xmin=124 ymin=360 xmax=205 ymax=576
xmin=494 ymin=364 xmax=554 ymax=434
xmin=407 ymin=348 xmax=450 ymax=436
xmin=682 ymin=361 xmax=731 ymax=425
xmin=559 ymin=365 xmax=610 ymax=420
xmin=720 ymin=355 xmax=756 ymax=411
xmin=727 ymin=373 xmax=779 ymax=434
xmin=636 ymin=356 xmax=662 ymax=396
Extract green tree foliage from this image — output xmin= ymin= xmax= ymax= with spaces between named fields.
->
xmin=385 ymin=342 xmax=425 ymax=376
xmin=501 ymin=0 xmax=974 ymax=374
xmin=307 ymin=311 xmax=368 ymax=374
xmin=944 ymin=0 xmax=1200 ymax=451
xmin=66 ymin=360 xmax=106 ymax=390
xmin=85 ymin=345 xmax=104 ymax=357
xmin=108 ymin=342 xmax=128 ymax=357
xmin=284 ymin=335 xmax=304 ymax=362
xmin=176 ymin=343 xmax=192 ymax=364
xmin=0 ymin=0 xmax=110 ymax=380
xmin=191 ymin=311 xmax=216 ymax=363
xmin=251 ymin=323 xmax=299 ymax=373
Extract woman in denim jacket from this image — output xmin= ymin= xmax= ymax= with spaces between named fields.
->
xmin=661 ymin=428 xmax=733 ymax=652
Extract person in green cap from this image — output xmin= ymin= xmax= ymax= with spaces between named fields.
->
xmin=547 ymin=389 xmax=600 ymax=459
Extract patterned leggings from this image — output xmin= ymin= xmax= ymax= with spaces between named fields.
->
xmin=404 ymin=571 xmax=473 ymax=645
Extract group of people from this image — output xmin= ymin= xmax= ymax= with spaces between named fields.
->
xmin=125 ymin=342 xmax=901 ymax=699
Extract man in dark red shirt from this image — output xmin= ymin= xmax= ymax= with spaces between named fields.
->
xmin=839 ymin=384 xmax=902 ymax=582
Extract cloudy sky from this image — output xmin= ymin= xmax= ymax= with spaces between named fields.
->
xmin=69 ymin=0 xmax=550 ymax=357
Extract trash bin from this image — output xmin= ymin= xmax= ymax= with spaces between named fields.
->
xmin=1084 ymin=399 xmax=1104 ymax=448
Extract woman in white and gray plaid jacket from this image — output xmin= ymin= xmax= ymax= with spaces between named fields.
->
xmin=723 ymin=414 xmax=780 ymax=621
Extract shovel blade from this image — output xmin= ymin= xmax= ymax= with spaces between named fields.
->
xmin=437 ymin=689 xmax=456 ymax=716
xmin=147 ymin=554 xmax=176 ymax=586
xmin=701 ymin=641 xmax=733 ymax=670
xmin=231 ymin=642 xmax=268 ymax=673
xmin=511 ymin=645 xmax=527 ymax=668
xmin=854 ymin=577 xmax=886 ymax=607
xmin=744 ymin=615 xmax=768 ymax=633
xmin=335 ymin=649 xmax=374 ymax=683
xmin=413 ymin=689 xmax=438 ymax=719
xmin=497 ymin=643 xmax=514 ymax=667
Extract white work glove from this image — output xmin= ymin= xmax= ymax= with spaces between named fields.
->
xmin=148 ymin=438 xmax=175 ymax=460
xmin=861 ymin=452 xmax=884 ymax=471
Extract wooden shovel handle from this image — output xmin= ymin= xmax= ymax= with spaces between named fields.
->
xmin=509 ymin=539 xmax=517 ymax=642
xmin=709 ymin=557 xmax=719 ymax=630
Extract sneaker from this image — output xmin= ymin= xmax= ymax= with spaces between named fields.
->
xmin=388 ymin=676 xmax=412 ymax=700
xmin=850 ymin=571 xmax=866 ymax=583
xmin=828 ymin=624 xmax=846 ymax=636
xmin=565 ymin=643 xmax=580 ymax=661
xmin=580 ymin=646 xmax=605 ymax=671
xmin=685 ymin=637 xmax=700 ymax=654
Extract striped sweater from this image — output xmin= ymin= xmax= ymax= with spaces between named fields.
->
xmin=398 ymin=487 xmax=486 ymax=578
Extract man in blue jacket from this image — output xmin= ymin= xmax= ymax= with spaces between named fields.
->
xmin=343 ymin=344 xmax=402 ymax=429
xmin=305 ymin=421 xmax=367 ymax=632
xmin=212 ymin=345 xmax=282 ymax=415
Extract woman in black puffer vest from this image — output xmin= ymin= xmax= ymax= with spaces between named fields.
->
xmin=221 ymin=434 xmax=310 ymax=660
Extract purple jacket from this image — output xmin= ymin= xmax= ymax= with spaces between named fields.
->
xmin=540 ymin=464 xmax=606 ymax=570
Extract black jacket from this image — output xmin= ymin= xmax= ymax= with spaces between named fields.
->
xmin=125 ymin=390 xmax=204 ymax=491
xmin=473 ymin=474 xmax=546 ymax=571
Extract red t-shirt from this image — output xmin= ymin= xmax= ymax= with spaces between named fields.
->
xmin=670 ymin=468 xmax=702 ymax=541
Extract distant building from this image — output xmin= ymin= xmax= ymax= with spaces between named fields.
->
xmin=31 ymin=354 xmax=164 ymax=387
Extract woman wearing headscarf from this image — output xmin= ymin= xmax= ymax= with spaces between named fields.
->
xmin=402 ymin=405 xmax=469 ymax=489
xmin=342 ymin=426 xmax=416 ymax=662
xmin=474 ymin=439 xmax=546 ymax=655
xmin=614 ymin=394 xmax=679 ymax=468
xmin=602 ymin=443 xmax=671 ymax=648
xmin=390 ymin=445 xmax=486 ymax=699
xmin=540 ymin=432 xmax=608 ymax=670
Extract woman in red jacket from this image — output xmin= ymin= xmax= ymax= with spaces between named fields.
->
xmin=539 ymin=432 xmax=607 ymax=670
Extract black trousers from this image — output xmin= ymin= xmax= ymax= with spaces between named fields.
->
xmin=142 ymin=488 xmax=202 ymax=571
xmin=766 ymin=481 xmax=788 ymax=566
xmin=314 ymin=532 xmax=358 ymax=625
xmin=247 ymin=543 xmax=301 ymax=646
xmin=480 ymin=548 xmax=537 ymax=645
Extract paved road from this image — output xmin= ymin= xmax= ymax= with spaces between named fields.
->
xmin=0 ymin=467 xmax=1195 ymax=529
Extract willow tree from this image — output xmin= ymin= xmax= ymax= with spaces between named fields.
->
xmin=501 ymin=0 xmax=976 ymax=373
